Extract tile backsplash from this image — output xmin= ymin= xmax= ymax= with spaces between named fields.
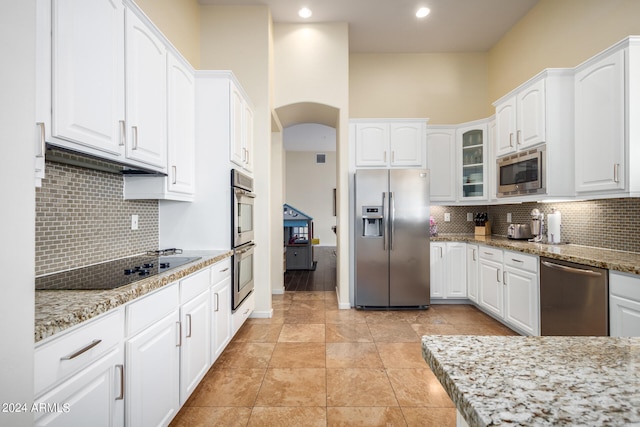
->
xmin=35 ymin=161 xmax=159 ymax=276
xmin=432 ymin=198 xmax=640 ymax=253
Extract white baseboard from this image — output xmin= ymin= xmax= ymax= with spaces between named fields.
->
xmin=250 ymin=309 xmax=273 ymax=318
xmin=272 ymin=288 xmax=284 ymax=295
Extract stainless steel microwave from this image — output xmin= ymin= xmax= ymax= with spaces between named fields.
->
xmin=497 ymin=146 xmax=546 ymax=197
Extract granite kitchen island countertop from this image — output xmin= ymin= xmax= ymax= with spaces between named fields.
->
xmin=431 ymin=234 xmax=640 ymax=276
xmin=422 ymin=335 xmax=640 ymax=427
xmin=35 ymin=250 xmax=232 ymax=343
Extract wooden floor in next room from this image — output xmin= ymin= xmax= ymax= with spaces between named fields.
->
xmin=169 ymin=245 xmax=516 ymax=426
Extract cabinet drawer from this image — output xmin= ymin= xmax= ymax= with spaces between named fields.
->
xmin=610 ymin=271 xmax=640 ymax=301
xmin=504 ymin=251 xmax=538 ymax=273
xmin=34 ymin=308 xmax=124 ymax=396
xmin=181 ymin=267 xmax=211 ymax=304
xmin=126 ymin=282 xmax=179 ymax=337
xmin=478 ymin=246 xmax=503 ymax=263
xmin=232 ymin=291 xmax=255 ymax=335
xmin=211 ymin=258 xmax=231 ymax=285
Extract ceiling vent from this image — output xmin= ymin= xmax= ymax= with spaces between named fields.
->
xmin=316 ymin=153 xmax=326 ymax=164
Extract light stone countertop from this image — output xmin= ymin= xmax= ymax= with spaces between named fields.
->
xmin=34 ymin=250 xmax=232 ymax=343
xmin=431 ymin=234 xmax=640 ymax=276
xmin=422 ymin=335 xmax=640 ymax=427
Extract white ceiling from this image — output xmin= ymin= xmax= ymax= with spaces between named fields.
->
xmin=198 ymin=0 xmax=539 ymax=53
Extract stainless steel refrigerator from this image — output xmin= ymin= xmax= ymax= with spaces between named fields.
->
xmin=355 ymin=169 xmax=430 ymax=309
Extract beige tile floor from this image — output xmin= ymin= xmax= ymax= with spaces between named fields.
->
xmin=170 ymin=292 xmax=517 ymax=426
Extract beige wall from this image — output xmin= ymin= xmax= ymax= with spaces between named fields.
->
xmin=489 ymin=0 xmax=640 ymax=102
xmin=350 ymin=53 xmax=491 ymax=123
xmin=273 ymin=23 xmax=350 ymax=307
xmin=200 ymin=6 xmax=274 ymax=315
xmin=285 ymin=151 xmax=337 ymax=247
xmin=135 ymin=0 xmax=201 ymax=68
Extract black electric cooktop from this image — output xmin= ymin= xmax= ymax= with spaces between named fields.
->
xmin=35 ymin=253 xmax=202 ymax=291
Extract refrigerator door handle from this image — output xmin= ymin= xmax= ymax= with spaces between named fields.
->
xmin=389 ymin=191 xmax=395 ymax=250
xmin=382 ymin=192 xmax=387 ymax=250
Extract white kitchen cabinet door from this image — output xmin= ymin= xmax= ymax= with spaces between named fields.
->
xmin=478 ymin=258 xmax=503 ymax=318
xmin=389 ymin=122 xmax=423 ymax=167
xmin=516 ymin=78 xmax=546 ymax=150
xmin=504 ymin=266 xmax=539 ymax=335
xmin=426 ymin=128 xmax=456 ymax=202
xmin=445 ymin=243 xmax=467 ymax=298
xmin=49 ymin=0 xmax=125 ymax=155
xmin=458 ymin=122 xmax=488 ymax=201
xmin=211 ymin=276 xmax=232 ymax=363
xmin=126 ymin=310 xmax=180 ymax=427
xmin=125 ymin=9 xmax=167 ymax=169
xmin=167 ymin=52 xmax=195 ymax=195
xmin=179 ymin=290 xmax=211 ymax=405
xmin=230 ymin=82 xmax=245 ymax=167
xmin=34 ymin=347 xmax=124 ymax=427
xmin=430 ymin=243 xmax=446 ymax=298
xmin=574 ymin=48 xmax=625 ymax=194
xmin=494 ymin=96 xmax=517 ymax=157
xmin=466 ymin=245 xmax=479 ymax=303
xmin=355 ymin=123 xmax=389 ymax=167
xmin=243 ymin=101 xmax=255 ymax=172
xmin=610 ymin=271 xmax=640 ymax=337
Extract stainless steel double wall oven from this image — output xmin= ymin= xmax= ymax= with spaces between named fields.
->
xmin=231 ymin=169 xmax=255 ymax=311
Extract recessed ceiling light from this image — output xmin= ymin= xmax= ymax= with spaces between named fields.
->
xmin=299 ymin=7 xmax=312 ymax=18
xmin=416 ymin=7 xmax=431 ymax=18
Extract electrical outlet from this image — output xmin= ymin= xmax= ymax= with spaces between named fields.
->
xmin=444 ymin=213 xmax=451 ymax=222
xmin=467 ymin=212 xmax=473 ymax=221
xmin=131 ymin=214 xmax=139 ymax=230
xmin=507 ymin=213 xmax=512 ymax=223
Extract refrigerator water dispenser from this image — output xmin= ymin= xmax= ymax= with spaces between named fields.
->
xmin=362 ymin=206 xmax=383 ymax=237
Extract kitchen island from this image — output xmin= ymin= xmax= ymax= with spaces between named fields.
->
xmin=422 ymin=335 xmax=640 ymax=426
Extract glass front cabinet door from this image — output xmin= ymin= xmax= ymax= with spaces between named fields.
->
xmin=458 ymin=122 xmax=488 ymax=200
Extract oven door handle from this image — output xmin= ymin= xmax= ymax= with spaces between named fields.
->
xmin=235 ymin=188 xmax=256 ymax=198
xmin=235 ymin=243 xmax=256 ymax=255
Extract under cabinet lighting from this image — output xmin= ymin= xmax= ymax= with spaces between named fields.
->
xmin=416 ymin=7 xmax=430 ymax=18
xmin=299 ymin=7 xmax=312 ymax=18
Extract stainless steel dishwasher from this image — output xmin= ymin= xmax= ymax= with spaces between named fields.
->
xmin=540 ymin=257 xmax=608 ymax=336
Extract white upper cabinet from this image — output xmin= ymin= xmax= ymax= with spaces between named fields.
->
xmin=353 ymin=120 xmax=426 ymax=168
xmin=125 ymin=8 xmax=167 ymax=169
xmin=230 ymin=81 xmax=254 ymax=173
xmin=457 ymin=121 xmax=488 ymax=201
xmin=573 ymin=38 xmax=640 ymax=197
xmin=426 ymin=127 xmax=456 ymax=202
xmin=45 ymin=0 xmax=126 ymax=155
xmin=494 ymin=78 xmax=545 ymax=157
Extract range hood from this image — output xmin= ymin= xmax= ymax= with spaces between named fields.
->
xmin=45 ymin=145 xmax=167 ymax=176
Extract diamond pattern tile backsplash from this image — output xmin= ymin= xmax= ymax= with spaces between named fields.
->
xmin=432 ymin=198 xmax=640 ymax=253
xmin=35 ymin=161 xmax=159 ymax=276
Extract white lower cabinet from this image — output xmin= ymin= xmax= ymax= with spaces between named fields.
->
xmin=126 ymin=310 xmax=180 ymax=427
xmin=179 ymin=290 xmax=211 ymax=405
xmin=34 ymin=309 xmax=125 ymax=427
xmin=610 ymin=271 xmax=640 ymax=337
xmin=233 ymin=291 xmax=256 ymax=335
xmin=478 ymin=247 xmax=504 ymax=318
xmin=430 ymin=242 xmax=467 ymax=300
xmin=211 ymin=260 xmax=232 ymax=363
xmin=504 ymin=252 xmax=540 ymax=336
xmin=477 ymin=246 xmax=540 ymax=335
xmin=466 ymin=245 xmax=479 ymax=303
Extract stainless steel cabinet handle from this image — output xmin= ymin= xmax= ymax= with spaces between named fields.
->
xmin=119 ymin=120 xmax=126 ymax=147
xmin=391 ymin=151 xmax=395 ymax=163
xmin=176 ymin=322 xmax=182 ymax=347
xmin=496 ymin=269 xmax=501 ymax=283
xmin=172 ymin=166 xmax=177 ymax=184
xmin=115 ymin=364 xmax=124 ymax=400
xmin=383 ymin=151 xmax=387 ymax=163
xmin=503 ymin=271 xmax=507 ymax=284
xmin=219 ymin=267 xmax=230 ymax=273
xmin=483 ymin=251 xmax=494 ymax=256
xmin=541 ymin=260 xmax=602 ymax=277
xmin=472 ymin=249 xmax=476 ymax=261
xmin=614 ymin=163 xmax=620 ymax=183
xmin=516 ymin=130 xmax=521 ymax=145
xmin=60 ymin=339 xmax=102 ymax=360
xmin=36 ymin=122 xmax=45 ymax=158
xmin=245 ymin=149 xmax=250 ymax=164
xmin=439 ymin=246 xmax=443 ymax=258
xmin=214 ymin=293 xmax=219 ymax=312
xmin=512 ymin=258 xmax=524 ymax=263
xmin=132 ymin=126 xmax=138 ymax=150
xmin=186 ymin=314 xmax=192 ymax=338
xmin=509 ymin=133 xmax=514 ymax=148
xmin=243 ymin=308 xmax=250 ymax=315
